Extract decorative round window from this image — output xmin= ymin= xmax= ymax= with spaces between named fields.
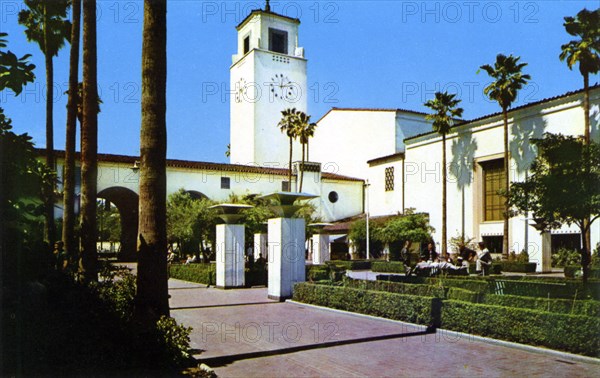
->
xmin=328 ymin=191 xmax=339 ymax=203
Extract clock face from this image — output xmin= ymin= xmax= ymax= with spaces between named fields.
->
xmin=269 ymin=73 xmax=298 ymax=102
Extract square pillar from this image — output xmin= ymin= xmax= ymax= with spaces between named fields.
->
xmin=268 ymin=218 xmax=306 ymax=301
xmin=312 ymin=233 xmax=330 ymax=265
xmin=216 ymin=224 xmax=245 ymax=288
xmin=254 ymin=233 xmax=268 ymax=261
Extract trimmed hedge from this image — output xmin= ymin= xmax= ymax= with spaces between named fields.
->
xmin=564 ymin=265 xmax=600 ymax=279
xmin=446 ymin=287 xmax=482 ymax=303
xmin=494 ymin=262 xmax=537 ymax=273
xmin=371 ymin=261 xmax=406 ymax=273
xmin=442 ymin=300 xmax=600 ymax=357
xmin=293 ymin=283 xmax=439 ymax=326
xmin=484 ymin=294 xmax=600 ymax=317
xmin=377 ymin=274 xmax=492 ymax=293
xmin=490 ymin=279 xmax=577 ymax=299
xmin=326 ymin=260 xmax=372 ymax=271
xmin=306 ymin=265 xmax=330 ymax=282
xmin=169 ymin=263 xmax=216 ymax=285
xmin=344 ymin=278 xmax=445 ymax=298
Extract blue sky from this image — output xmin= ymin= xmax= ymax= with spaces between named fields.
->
xmin=1 ymin=0 xmax=598 ymax=163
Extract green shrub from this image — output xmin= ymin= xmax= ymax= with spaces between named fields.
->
xmin=293 ymin=283 xmax=439 ymax=326
xmin=344 ymin=278 xmax=445 ymax=298
xmin=326 ymin=260 xmax=372 ymax=270
xmin=446 ymin=287 xmax=482 ymax=303
xmin=489 ymin=263 xmax=502 ymax=274
xmin=155 ymin=316 xmax=193 ymax=366
xmin=169 ymin=263 xmax=216 ymax=285
xmin=510 ymin=250 xmax=530 ymax=263
xmin=93 ymin=269 xmax=137 ymax=321
xmin=306 ymin=265 xmax=330 ymax=281
xmin=491 ymin=279 xmax=578 ymax=299
xmin=428 ymin=277 xmax=491 ymax=293
xmin=564 ymin=265 xmax=600 ymax=280
xmin=592 ymin=244 xmax=600 ymax=267
xmin=564 ymin=265 xmax=580 ymax=278
xmin=553 ymin=248 xmax=580 ymax=268
xmin=495 ymin=262 xmax=537 ymax=273
xmin=376 ymin=274 xmax=427 ymax=284
xmin=441 ymin=300 xmax=600 ymax=357
xmin=371 ymin=261 xmax=406 ymax=273
xmin=484 ymin=294 xmax=600 ymax=317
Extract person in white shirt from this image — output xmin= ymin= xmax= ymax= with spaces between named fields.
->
xmin=476 ymin=242 xmax=492 ymax=275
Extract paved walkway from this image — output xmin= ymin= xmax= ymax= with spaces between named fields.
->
xmin=168 ymin=279 xmax=598 ymax=377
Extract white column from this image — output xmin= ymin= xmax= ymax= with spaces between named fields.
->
xmin=312 ymin=233 xmax=330 ymax=265
xmin=216 ymin=224 xmax=245 ymax=288
xmin=268 ymin=217 xmax=306 ymax=301
xmin=254 ymin=233 xmax=268 ymax=261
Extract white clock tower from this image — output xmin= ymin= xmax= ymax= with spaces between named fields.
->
xmin=230 ymin=2 xmax=307 ymax=167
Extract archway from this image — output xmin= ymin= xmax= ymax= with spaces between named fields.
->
xmin=184 ymin=190 xmax=209 ymax=200
xmin=97 ymin=187 xmax=139 ymax=262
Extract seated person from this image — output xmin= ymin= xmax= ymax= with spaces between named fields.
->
xmin=411 ymin=258 xmax=433 ymax=276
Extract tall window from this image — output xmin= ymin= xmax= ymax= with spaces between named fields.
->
xmin=269 ymin=28 xmax=288 ymax=54
xmin=385 ymin=167 xmax=394 ymax=191
xmin=282 ymin=181 xmax=290 ymax=192
xmin=243 ymin=36 xmax=250 ymax=54
xmin=481 ymin=159 xmax=505 ymax=221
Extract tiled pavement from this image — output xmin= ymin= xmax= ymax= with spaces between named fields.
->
xmin=168 ymin=278 xmax=599 ymax=377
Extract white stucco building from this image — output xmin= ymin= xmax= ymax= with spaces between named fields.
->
xmin=52 ymin=3 xmax=599 ymax=268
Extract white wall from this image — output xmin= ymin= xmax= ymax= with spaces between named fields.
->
xmin=311 ymin=110 xmax=398 ymax=179
xmin=56 ymin=157 xmax=363 ymax=224
xmin=367 ymin=159 xmax=404 ymax=217
xmin=405 ymin=88 xmax=600 ymax=253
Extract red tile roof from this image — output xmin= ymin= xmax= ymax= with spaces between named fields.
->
xmin=405 ymin=84 xmax=600 ymax=142
xmin=316 ymin=107 xmax=429 ymax=124
xmin=42 ymin=149 xmax=363 ymax=182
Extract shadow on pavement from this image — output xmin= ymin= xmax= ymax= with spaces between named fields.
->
xmin=200 ymin=329 xmax=435 ymax=367
xmin=171 ymin=301 xmax=280 ymax=311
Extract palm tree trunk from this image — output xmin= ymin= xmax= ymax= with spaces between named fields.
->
xmin=79 ymin=0 xmax=98 ymax=283
xmin=62 ymin=0 xmax=81 ymax=262
xmin=583 ymin=73 xmax=590 ymax=144
xmin=135 ymin=0 xmax=169 ymax=322
xmin=306 ymin=138 xmax=310 ymax=162
xmin=299 ymin=142 xmax=305 ymax=192
xmin=502 ymin=107 xmax=510 ymax=259
xmin=44 ymin=2 xmax=56 ymax=245
xmin=288 ymin=136 xmax=293 ymax=191
xmin=442 ymin=133 xmax=447 ymax=258
xmin=583 ymin=73 xmax=591 ymax=261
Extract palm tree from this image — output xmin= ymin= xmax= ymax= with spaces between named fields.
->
xmin=295 ymin=111 xmax=316 ymax=192
xmin=278 ymin=108 xmax=299 ymax=192
xmin=79 ymin=0 xmax=98 ymax=282
xmin=560 ymin=8 xmax=600 ymax=145
xmin=62 ymin=0 xmax=81 ymax=264
xmin=424 ymin=91 xmax=463 ymax=258
xmin=480 ymin=54 xmax=531 ymax=258
xmin=135 ymin=0 xmax=169 ymax=322
xmin=560 ymin=8 xmax=600 ymax=261
xmin=18 ymin=0 xmax=71 ymax=245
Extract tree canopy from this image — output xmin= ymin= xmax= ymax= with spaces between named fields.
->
xmin=509 ymin=133 xmax=600 ymax=231
xmin=349 ymin=210 xmax=434 ymax=246
xmin=509 ymin=133 xmax=600 ymax=281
